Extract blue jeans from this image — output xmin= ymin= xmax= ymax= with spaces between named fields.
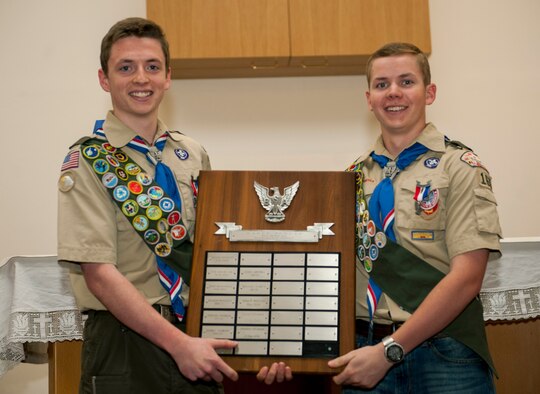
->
xmin=342 ymin=335 xmax=495 ymax=394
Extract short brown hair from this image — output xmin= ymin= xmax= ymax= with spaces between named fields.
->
xmin=100 ymin=17 xmax=170 ymax=75
xmin=366 ymin=42 xmax=431 ymax=86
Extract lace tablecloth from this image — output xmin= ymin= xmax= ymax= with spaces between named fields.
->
xmin=0 ymin=255 xmax=84 ymax=378
xmin=0 ymin=241 xmax=538 ymax=378
xmin=480 ymin=240 xmax=540 ymax=321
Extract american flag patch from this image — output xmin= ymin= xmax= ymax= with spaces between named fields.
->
xmin=61 ymin=151 xmax=79 ymax=171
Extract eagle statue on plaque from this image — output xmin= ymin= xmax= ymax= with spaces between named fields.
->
xmin=254 ymin=181 xmax=300 ymax=223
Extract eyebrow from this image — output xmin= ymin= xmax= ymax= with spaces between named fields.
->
xmin=373 ymin=72 xmax=416 ymax=81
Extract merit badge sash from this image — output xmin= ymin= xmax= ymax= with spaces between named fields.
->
xmin=346 ymin=159 xmax=496 ymax=375
xmin=79 ymin=138 xmax=194 ymax=287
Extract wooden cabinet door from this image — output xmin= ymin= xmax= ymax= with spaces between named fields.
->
xmin=147 ymin=0 xmax=290 ymax=78
xmin=288 ymin=0 xmax=431 ymax=74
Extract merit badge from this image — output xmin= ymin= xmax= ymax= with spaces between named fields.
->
xmin=424 ymin=157 xmax=440 ymax=169
xmin=367 ymin=220 xmax=376 ymax=237
xmin=93 ymin=159 xmax=109 ymax=174
xmin=363 ymin=259 xmax=373 ymax=273
xmin=58 ymin=172 xmax=75 ymax=192
xmin=102 ymin=173 xmax=118 ymax=189
xmin=148 ymin=186 xmax=164 ymax=200
xmin=113 ymin=185 xmax=130 ymax=202
xmin=114 ymin=151 xmax=128 ymax=162
xmin=168 ymin=211 xmax=181 ymax=226
xmin=155 ymin=242 xmax=172 ymax=257
xmin=175 ymin=148 xmax=189 ymax=160
xmin=127 ymin=181 xmax=143 ymax=195
xmin=374 ymin=232 xmax=387 ymax=248
xmin=137 ymin=172 xmax=153 ymax=186
xmin=136 ymin=194 xmax=152 ymax=208
xmin=82 ymin=145 xmax=100 ymax=159
xmin=157 ymin=218 xmax=169 ymax=234
xmin=125 ymin=163 xmax=141 ymax=176
xmin=460 ymin=151 xmax=484 ymax=168
xmin=357 ymin=245 xmax=366 ymax=260
xmin=105 ymin=155 xmax=120 ymax=168
xmin=369 ymin=244 xmax=379 ymax=261
xmin=116 ymin=167 xmax=128 ymax=181
xmin=171 ymin=224 xmax=187 ymax=240
xmin=159 ymin=197 xmax=175 ymax=212
xmin=362 ymin=233 xmax=371 ymax=248
xmin=132 ymin=215 xmax=149 ymax=232
xmin=144 ymin=229 xmax=160 ymax=244
xmin=146 ymin=205 xmax=163 ymax=221
xmin=102 ymin=142 xmax=116 ymax=153
xmin=121 ymin=200 xmax=139 ymax=217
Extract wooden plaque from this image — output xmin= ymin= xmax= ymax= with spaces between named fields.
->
xmin=187 ymin=171 xmax=356 ymax=373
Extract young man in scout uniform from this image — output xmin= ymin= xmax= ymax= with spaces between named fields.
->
xmin=58 ymin=17 xmax=290 ymax=393
xmin=328 ymin=43 xmax=502 ymax=392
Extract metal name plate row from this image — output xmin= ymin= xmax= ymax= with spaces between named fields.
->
xmin=200 ymin=252 xmax=340 ymax=357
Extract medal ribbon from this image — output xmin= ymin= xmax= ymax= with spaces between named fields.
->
xmin=91 ymin=120 xmax=187 ymax=321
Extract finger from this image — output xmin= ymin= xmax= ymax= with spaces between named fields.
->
xmin=284 ymin=365 xmax=293 ymax=381
xmin=333 ymin=369 xmax=350 ymax=386
xmin=328 ymin=352 xmax=353 ymax=369
xmin=275 ymin=363 xmax=286 ymax=383
xmin=256 ymin=366 xmax=269 ymax=382
xmin=210 ymin=339 xmax=238 ymax=350
xmin=264 ymin=363 xmax=278 ymax=385
xmin=217 ymin=359 xmax=239 ymax=382
xmin=208 ymin=368 xmax=223 ymax=383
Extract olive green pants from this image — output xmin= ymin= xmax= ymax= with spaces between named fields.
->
xmin=79 ymin=310 xmax=222 ymax=394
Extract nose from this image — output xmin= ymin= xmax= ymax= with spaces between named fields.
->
xmin=386 ymin=82 xmax=402 ymax=98
xmin=133 ymin=66 xmax=149 ymax=84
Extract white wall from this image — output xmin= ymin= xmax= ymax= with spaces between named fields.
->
xmin=1 ymin=0 xmax=539 ymax=392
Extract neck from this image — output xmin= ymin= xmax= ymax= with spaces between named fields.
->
xmin=113 ymin=111 xmax=159 ymax=143
xmin=381 ymin=125 xmax=426 ymax=157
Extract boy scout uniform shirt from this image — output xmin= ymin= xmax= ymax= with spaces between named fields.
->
xmin=355 ymin=123 xmax=502 ymax=324
xmin=57 ymin=112 xmax=211 ymax=311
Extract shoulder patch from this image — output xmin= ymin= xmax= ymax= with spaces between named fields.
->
xmin=460 ymin=151 xmax=484 ymax=168
xmin=445 ymin=138 xmax=472 ymax=151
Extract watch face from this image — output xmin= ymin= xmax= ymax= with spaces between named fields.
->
xmin=387 ymin=344 xmax=404 ymax=362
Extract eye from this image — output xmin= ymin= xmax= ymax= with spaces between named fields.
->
xmin=401 ymin=79 xmax=414 ymax=86
xmin=374 ymin=81 xmax=389 ymax=89
xmin=118 ymin=65 xmax=132 ymax=73
xmin=146 ymin=64 xmax=160 ymax=72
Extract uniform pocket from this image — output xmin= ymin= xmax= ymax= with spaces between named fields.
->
xmin=473 ymin=187 xmax=502 ymax=236
xmin=397 ymin=175 xmax=449 ymax=231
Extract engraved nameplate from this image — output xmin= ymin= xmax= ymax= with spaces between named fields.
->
xmin=237 ymin=311 xmax=269 ymax=324
xmin=205 ymin=281 xmax=237 ymax=294
xmin=237 ymin=296 xmax=270 ymax=309
xmin=239 ymin=281 xmax=271 ymax=295
xmin=204 ymin=296 xmax=236 ymax=309
xmin=206 ymin=267 xmax=238 ymax=280
xmin=207 ymin=252 xmax=239 ymax=265
xmin=202 ymin=310 xmax=236 ymax=324
xmin=201 ymin=325 xmax=234 ymax=339
xmin=269 ymin=342 xmax=303 ymax=356
xmin=236 ymin=326 xmax=269 ymax=340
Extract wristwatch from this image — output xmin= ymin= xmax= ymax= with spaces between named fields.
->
xmin=382 ymin=336 xmax=404 ymax=363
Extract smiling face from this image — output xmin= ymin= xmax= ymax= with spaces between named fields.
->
xmin=366 ymin=54 xmax=436 ymax=139
xmin=98 ymin=36 xmax=171 ymax=128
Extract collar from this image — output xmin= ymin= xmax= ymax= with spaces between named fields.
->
xmin=370 ymin=123 xmax=446 ymax=159
xmin=100 ymin=111 xmax=177 ymax=148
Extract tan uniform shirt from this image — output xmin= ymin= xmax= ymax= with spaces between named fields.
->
xmin=57 ymin=112 xmax=211 ymax=311
xmin=354 ymin=123 xmax=502 ymax=323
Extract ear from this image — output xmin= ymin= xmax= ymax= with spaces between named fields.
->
xmin=425 ymin=83 xmax=437 ymax=105
xmin=365 ymin=90 xmax=373 ymax=111
xmin=164 ymin=67 xmax=172 ymax=91
xmin=98 ymin=69 xmax=111 ymax=93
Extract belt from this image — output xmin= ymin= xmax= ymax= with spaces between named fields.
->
xmin=355 ymin=319 xmax=400 ymax=340
xmin=152 ymin=304 xmax=176 ymax=323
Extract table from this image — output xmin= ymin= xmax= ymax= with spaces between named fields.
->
xmin=0 ymin=255 xmax=84 ymax=384
xmin=1 ymin=240 xmax=538 ymax=393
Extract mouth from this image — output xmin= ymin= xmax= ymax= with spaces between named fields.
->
xmin=130 ymin=91 xmax=153 ymax=99
xmin=385 ymin=105 xmax=407 ymax=113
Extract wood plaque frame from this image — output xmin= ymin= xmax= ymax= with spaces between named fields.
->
xmin=187 ymin=171 xmax=356 ymax=373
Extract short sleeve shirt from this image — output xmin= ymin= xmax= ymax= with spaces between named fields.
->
xmin=57 ymin=112 xmax=211 ymax=311
xmin=354 ymin=123 xmax=502 ymax=323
